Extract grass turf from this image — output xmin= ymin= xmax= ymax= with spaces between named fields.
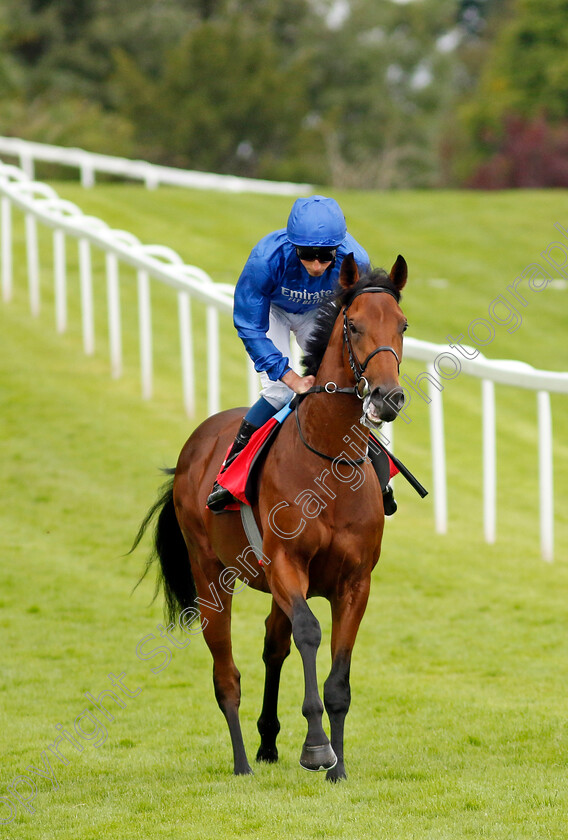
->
xmin=1 ymin=183 xmax=567 ymax=838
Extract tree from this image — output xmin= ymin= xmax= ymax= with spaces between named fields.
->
xmin=467 ymin=114 xmax=568 ymax=187
xmin=303 ymin=0 xmax=460 ymax=188
xmin=452 ymin=0 xmax=568 ymax=184
xmin=0 ymin=0 xmax=478 ymax=187
xmin=110 ymin=13 xmax=316 ymax=181
xmin=0 ymin=0 xmax=134 ymax=154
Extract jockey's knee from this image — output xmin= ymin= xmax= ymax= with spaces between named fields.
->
xmin=259 ymin=377 xmax=293 ymax=410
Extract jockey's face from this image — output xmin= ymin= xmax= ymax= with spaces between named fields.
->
xmin=295 ymin=245 xmax=336 ymax=278
xmin=299 ymin=258 xmax=332 ymax=277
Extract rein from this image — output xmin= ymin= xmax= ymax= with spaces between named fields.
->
xmin=294 ymin=285 xmax=401 ymax=464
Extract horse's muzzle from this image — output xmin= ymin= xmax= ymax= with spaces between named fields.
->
xmin=368 ymin=384 xmax=405 ymax=423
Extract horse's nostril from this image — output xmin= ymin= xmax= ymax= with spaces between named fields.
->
xmin=368 ymin=386 xmax=404 ymax=421
xmin=383 ymin=387 xmax=404 ymax=413
xmin=393 ymin=390 xmax=405 ymax=409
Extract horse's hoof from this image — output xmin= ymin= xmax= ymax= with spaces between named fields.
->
xmin=256 ymin=745 xmax=278 ymax=763
xmin=326 ymin=764 xmax=347 ymax=782
xmin=299 ymin=743 xmax=337 ymax=772
xmin=234 ymin=763 xmax=254 ymax=776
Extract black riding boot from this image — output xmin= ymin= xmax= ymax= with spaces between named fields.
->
xmin=206 ymin=419 xmax=258 ymax=513
xmin=381 ymin=484 xmax=397 ymax=516
xmin=368 ymin=446 xmax=398 ymax=516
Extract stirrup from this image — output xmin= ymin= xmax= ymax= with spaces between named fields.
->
xmin=382 ymin=484 xmax=397 ymax=516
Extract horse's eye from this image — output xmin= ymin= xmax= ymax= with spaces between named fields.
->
xmin=402 ymin=322 xmax=409 ymax=333
xmin=348 ymin=321 xmax=358 ymax=334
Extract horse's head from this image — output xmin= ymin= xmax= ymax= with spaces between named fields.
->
xmin=339 ymin=253 xmax=408 ymax=424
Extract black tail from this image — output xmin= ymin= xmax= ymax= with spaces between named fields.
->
xmin=131 ymin=471 xmax=198 ymax=625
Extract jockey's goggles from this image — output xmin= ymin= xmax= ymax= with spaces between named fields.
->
xmin=295 ymin=246 xmax=337 ymax=263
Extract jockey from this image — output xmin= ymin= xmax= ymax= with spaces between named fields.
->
xmin=207 ymin=194 xmax=396 ymax=514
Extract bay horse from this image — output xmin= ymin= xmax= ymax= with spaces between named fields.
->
xmin=134 ymin=253 xmax=408 ymax=781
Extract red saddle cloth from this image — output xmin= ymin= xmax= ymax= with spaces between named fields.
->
xmin=213 ymin=412 xmax=289 ymax=510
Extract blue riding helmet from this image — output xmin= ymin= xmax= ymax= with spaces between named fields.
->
xmin=286 ymin=195 xmax=347 ymax=247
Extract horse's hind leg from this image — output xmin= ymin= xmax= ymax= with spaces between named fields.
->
xmin=191 ymin=560 xmax=252 ymax=776
xmin=256 ymin=598 xmax=292 ymax=763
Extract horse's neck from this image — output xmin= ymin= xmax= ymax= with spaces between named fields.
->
xmin=299 ymin=341 xmax=365 ymax=456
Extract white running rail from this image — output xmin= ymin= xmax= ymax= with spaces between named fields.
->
xmin=0 ymin=136 xmax=311 ymax=196
xmin=1 ymin=159 xmax=566 ymax=561
xmin=400 ymin=337 xmax=568 ymax=563
xmin=0 ymin=160 xmax=259 ymax=418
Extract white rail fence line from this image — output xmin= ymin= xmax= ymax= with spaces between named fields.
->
xmin=1 ymin=160 xmax=566 ymax=561
xmin=400 ymin=338 xmax=568 ymax=562
xmin=0 ymin=136 xmax=312 ymax=196
xmin=0 ymin=161 xmax=259 ymax=418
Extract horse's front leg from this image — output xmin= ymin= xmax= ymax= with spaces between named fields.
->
xmin=264 ymin=553 xmax=336 ymax=772
xmin=256 ymin=598 xmax=292 ymax=763
xmin=324 ymin=579 xmax=371 ymax=781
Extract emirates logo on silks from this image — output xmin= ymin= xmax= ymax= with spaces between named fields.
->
xmin=280 ymin=286 xmax=335 ymax=304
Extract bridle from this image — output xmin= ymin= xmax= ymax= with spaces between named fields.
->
xmin=295 ymin=285 xmax=402 ymax=463
xmin=298 ymin=285 xmax=402 ymax=402
xmin=342 ymin=286 xmax=401 ymax=399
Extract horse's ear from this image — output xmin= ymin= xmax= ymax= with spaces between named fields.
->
xmin=390 ymin=255 xmax=407 ymax=292
xmin=339 ymin=253 xmax=359 ymax=289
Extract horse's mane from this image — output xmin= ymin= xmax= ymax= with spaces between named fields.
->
xmin=302 ymin=267 xmax=400 ymax=376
